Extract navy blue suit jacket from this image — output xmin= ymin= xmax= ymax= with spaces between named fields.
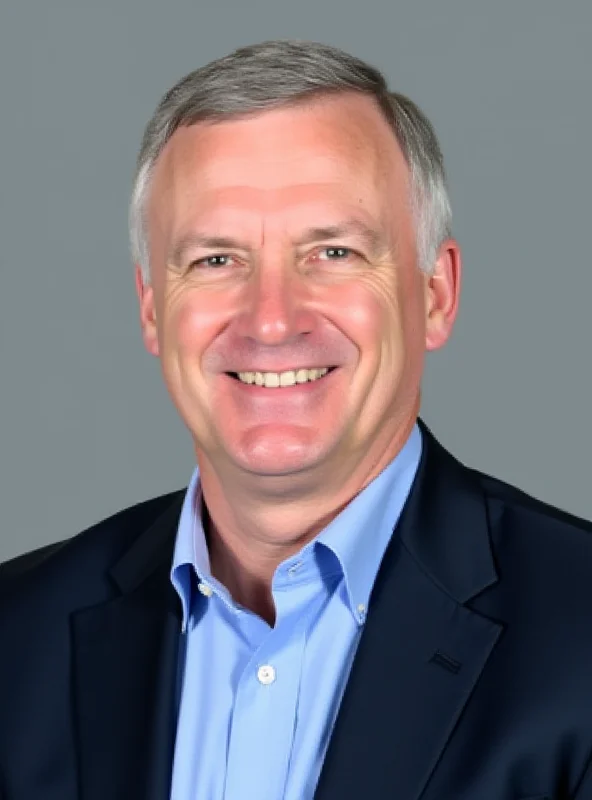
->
xmin=2 ymin=418 xmax=592 ymax=799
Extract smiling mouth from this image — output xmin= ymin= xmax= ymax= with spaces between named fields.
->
xmin=226 ymin=366 xmax=338 ymax=388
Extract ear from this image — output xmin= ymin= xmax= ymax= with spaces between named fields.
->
xmin=134 ymin=264 xmax=160 ymax=357
xmin=424 ymin=239 xmax=462 ymax=351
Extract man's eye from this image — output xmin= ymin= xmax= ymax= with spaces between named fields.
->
xmin=317 ymin=247 xmax=354 ymax=261
xmin=190 ymin=254 xmax=235 ymax=269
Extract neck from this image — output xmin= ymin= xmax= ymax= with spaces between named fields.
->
xmin=197 ymin=408 xmax=419 ymax=624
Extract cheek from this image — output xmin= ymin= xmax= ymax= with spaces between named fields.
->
xmin=175 ymin=303 xmax=203 ymax=352
xmin=164 ymin=293 xmax=220 ymax=355
xmin=333 ymin=282 xmax=392 ymax=346
xmin=334 ymin=272 xmax=425 ymax=380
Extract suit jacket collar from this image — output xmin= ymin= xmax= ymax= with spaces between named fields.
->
xmin=71 ymin=417 xmax=501 ymax=800
xmin=403 ymin=417 xmax=498 ymax=602
xmin=108 ymin=490 xmax=185 ymax=597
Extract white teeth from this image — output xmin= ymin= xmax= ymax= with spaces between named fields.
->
xmin=279 ymin=371 xmax=296 ymax=387
xmin=264 ymin=373 xmax=280 ymax=388
xmin=236 ymin=367 xmax=330 ymax=387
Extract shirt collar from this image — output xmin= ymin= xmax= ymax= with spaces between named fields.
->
xmin=171 ymin=424 xmax=422 ymax=628
xmin=170 ymin=470 xmax=209 ymax=629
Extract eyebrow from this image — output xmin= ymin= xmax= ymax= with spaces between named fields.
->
xmin=168 ymin=218 xmax=390 ymax=265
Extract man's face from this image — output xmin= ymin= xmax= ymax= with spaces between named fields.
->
xmin=136 ymin=92 xmax=459 ymax=489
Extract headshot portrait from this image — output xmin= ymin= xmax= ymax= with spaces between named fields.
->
xmin=1 ymin=5 xmax=592 ymax=799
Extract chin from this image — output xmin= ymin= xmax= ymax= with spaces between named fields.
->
xmin=228 ymin=430 xmax=331 ymax=477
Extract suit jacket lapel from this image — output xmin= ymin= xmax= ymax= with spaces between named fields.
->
xmin=315 ymin=419 xmax=504 ymax=800
xmin=71 ymin=494 xmax=184 ymax=800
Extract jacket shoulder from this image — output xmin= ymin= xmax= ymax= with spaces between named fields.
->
xmin=465 ymin=466 xmax=592 ymax=588
xmin=473 ymin=466 xmax=592 ymax=537
xmin=0 ymin=489 xmax=186 ymax=596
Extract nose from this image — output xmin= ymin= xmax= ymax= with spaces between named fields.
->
xmin=234 ymin=263 xmax=314 ymax=346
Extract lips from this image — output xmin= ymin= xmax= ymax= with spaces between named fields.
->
xmin=226 ymin=366 xmax=338 ymax=385
xmin=225 ymin=367 xmax=338 ymax=377
xmin=224 ymin=366 xmax=339 ymax=394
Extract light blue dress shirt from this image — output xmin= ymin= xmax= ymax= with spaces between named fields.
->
xmin=169 ymin=424 xmax=422 ymax=800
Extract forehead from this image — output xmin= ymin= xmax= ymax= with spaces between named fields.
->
xmin=147 ymin=92 xmax=410 ymax=232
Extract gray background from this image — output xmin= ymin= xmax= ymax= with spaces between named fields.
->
xmin=1 ymin=1 xmax=590 ymax=562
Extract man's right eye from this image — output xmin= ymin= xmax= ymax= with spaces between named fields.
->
xmin=190 ymin=254 xmax=236 ymax=269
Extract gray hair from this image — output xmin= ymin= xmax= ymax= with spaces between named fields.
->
xmin=129 ymin=40 xmax=452 ymax=281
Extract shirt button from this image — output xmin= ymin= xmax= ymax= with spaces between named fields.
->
xmin=257 ymin=665 xmax=276 ymax=685
xmin=197 ymin=582 xmax=213 ymax=597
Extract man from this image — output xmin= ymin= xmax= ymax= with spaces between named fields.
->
xmin=1 ymin=38 xmax=592 ymax=800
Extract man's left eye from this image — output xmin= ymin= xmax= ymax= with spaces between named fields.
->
xmin=318 ymin=247 xmax=353 ymax=260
